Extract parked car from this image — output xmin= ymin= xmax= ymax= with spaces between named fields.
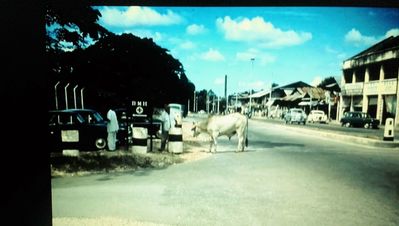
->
xmin=307 ymin=110 xmax=328 ymax=123
xmin=48 ymin=109 xmax=108 ymax=152
xmin=284 ymin=108 xmax=307 ymax=125
xmin=340 ymin=111 xmax=380 ymax=129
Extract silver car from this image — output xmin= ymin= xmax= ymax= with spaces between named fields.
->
xmin=284 ymin=108 xmax=307 ymax=125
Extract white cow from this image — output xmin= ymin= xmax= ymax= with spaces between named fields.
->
xmin=192 ymin=112 xmax=248 ymax=153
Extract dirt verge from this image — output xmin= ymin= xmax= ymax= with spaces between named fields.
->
xmin=51 ymin=121 xmax=211 ymax=177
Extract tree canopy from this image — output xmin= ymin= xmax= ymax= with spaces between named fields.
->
xmin=46 ymin=3 xmax=195 ymax=111
xmin=317 ymin=77 xmax=341 ymax=93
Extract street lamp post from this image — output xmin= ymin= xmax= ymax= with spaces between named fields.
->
xmin=249 ymin=58 xmax=255 ymax=114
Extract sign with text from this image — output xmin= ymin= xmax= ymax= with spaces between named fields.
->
xmin=131 ymin=100 xmax=149 ymax=117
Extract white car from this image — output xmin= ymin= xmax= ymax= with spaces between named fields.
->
xmin=284 ymin=108 xmax=307 ymax=125
xmin=307 ymin=110 xmax=328 ymax=123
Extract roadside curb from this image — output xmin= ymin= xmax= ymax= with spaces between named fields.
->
xmin=252 ymin=118 xmax=399 ymax=149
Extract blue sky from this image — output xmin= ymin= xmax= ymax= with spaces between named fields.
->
xmin=95 ymin=6 xmax=399 ymax=96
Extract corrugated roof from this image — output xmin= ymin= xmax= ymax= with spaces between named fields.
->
xmin=299 ymin=87 xmax=326 ymax=99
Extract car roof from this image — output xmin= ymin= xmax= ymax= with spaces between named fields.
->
xmin=49 ymin=109 xmax=99 ymax=114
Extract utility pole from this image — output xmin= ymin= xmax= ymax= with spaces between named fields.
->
xmin=249 ymin=58 xmax=255 ymax=114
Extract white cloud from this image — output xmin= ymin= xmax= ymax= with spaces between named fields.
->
xmin=186 ymin=24 xmax=207 ymax=35
xmin=214 ymin=77 xmax=225 ymax=85
xmin=385 ymin=28 xmax=399 ymax=38
xmin=99 ymin=6 xmax=182 ymax=27
xmin=216 ymin=16 xmax=312 ymax=48
xmin=344 ymin=28 xmax=378 ymax=46
xmin=179 ymin=41 xmax=196 ymax=49
xmin=325 ymin=46 xmax=338 ymax=54
xmin=311 ymin=76 xmax=322 ymax=87
xmin=236 ymin=48 xmax=276 ymax=65
xmin=345 ymin=28 xmax=399 ymax=47
xmin=200 ymin=48 xmax=225 ymax=61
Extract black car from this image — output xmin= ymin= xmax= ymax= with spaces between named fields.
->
xmin=48 ymin=109 xmax=108 ymax=152
xmin=340 ymin=111 xmax=380 ymax=129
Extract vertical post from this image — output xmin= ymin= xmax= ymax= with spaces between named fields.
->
xmin=54 ymin=81 xmax=60 ymax=110
xmin=224 ymin=75 xmax=228 ymax=113
xmin=217 ymin=96 xmax=220 ymax=114
xmin=73 ymin=85 xmax=78 ymax=109
xmin=269 ymin=81 xmax=273 ymax=117
xmin=250 ymin=58 xmax=255 ymax=113
xmin=64 ymin=83 xmax=70 ymax=109
xmin=235 ymin=92 xmax=238 ymax=112
xmin=193 ymin=91 xmax=196 ymax=113
xmin=206 ymin=92 xmax=209 ymax=113
xmin=80 ymin=87 xmax=85 ymax=109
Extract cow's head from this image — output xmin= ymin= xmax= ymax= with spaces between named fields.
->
xmin=191 ymin=122 xmax=200 ymax=137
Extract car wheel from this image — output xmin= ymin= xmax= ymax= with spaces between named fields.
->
xmin=364 ymin=123 xmax=370 ymax=129
xmin=344 ymin=122 xmax=351 ymax=128
xmin=95 ymin=138 xmax=107 ymax=149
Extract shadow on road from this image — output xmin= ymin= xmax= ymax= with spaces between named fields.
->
xmin=248 ymin=140 xmax=305 ymax=148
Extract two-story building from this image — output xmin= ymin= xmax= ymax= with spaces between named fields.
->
xmin=339 ymin=36 xmax=399 ymax=126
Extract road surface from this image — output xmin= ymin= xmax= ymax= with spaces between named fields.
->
xmin=52 ymin=118 xmax=399 ymax=226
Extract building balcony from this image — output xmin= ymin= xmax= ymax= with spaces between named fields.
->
xmin=342 ymin=78 xmax=398 ymax=96
xmin=341 ymin=82 xmax=363 ymax=95
xmin=364 ymin=78 xmax=397 ymax=95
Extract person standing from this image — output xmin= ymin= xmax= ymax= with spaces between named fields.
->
xmin=160 ymin=105 xmax=171 ymax=151
xmin=106 ymin=107 xmax=119 ymax=151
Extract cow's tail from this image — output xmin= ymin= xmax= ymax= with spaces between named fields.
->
xmin=245 ymin=115 xmax=249 ymax=147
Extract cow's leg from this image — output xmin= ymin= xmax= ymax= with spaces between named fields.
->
xmin=211 ymin=132 xmax=219 ymax=153
xmin=236 ymin=129 xmax=245 ymax=152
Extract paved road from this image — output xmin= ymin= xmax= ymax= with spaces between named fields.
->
xmin=253 ymin=116 xmax=399 ymax=141
xmin=52 ymin=118 xmax=399 ymax=226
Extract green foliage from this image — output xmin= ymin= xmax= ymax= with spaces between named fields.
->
xmin=46 ymin=4 xmax=195 ymax=111
xmin=45 ymin=1 xmax=109 ymax=51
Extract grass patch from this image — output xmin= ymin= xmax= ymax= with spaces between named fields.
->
xmin=51 ymin=150 xmax=184 ymax=177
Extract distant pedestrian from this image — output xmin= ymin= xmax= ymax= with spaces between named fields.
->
xmin=106 ymin=106 xmax=119 ymax=151
xmin=160 ymin=104 xmax=171 ymax=151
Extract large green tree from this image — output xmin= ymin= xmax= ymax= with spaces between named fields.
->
xmin=73 ymin=33 xmax=195 ymax=108
xmin=46 ymin=3 xmax=195 ymax=111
